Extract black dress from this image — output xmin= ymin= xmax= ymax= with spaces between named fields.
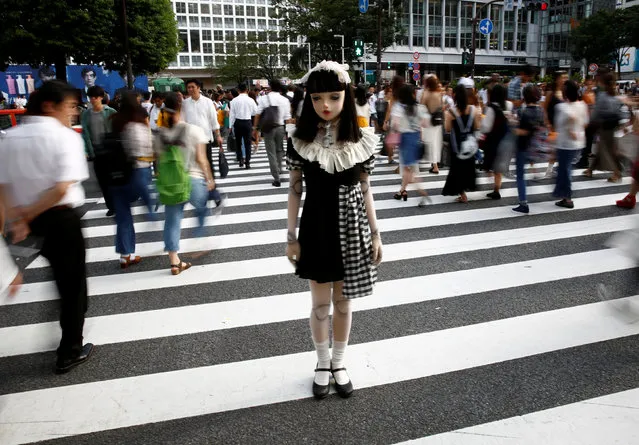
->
xmin=288 ymin=126 xmax=379 ymax=299
xmin=481 ymin=104 xmax=508 ymax=172
xmin=442 ymin=107 xmax=478 ymax=196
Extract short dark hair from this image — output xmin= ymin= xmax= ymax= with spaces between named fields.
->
xmin=270 ymin=79 xmax=283 ymax=93
xmin=87 ymin=85 xmax=105 ymax=98
xmin=521 ymin=64 xmax=534 ymax=77
xmin=185 ymin=78 xmax=202 ymax=89
xmin=295 ymin=69 xmax=360 ymax=144
xmin=81 ymin=67 xmax=97 ymax=78
xmin=38 ymin=66 xmax=55 ymax=80
xmin=143 ymin=91 xmax=151 ymax=101
xmin=26 ymin=81 xmax=76 ymax=116
xmin=564 ymin=80 xmax=579 ymax=102
xmin=152 ymin=91 xmax=165 ymax=101
xmin=230 ymin=88 xmax=239 ymax=98
xmin=238 ymin=83 xmax=248 ymax=92
xmin=523 ymin=85 xmax=540 ymax=104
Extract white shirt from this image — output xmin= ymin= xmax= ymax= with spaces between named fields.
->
xmin=391 ymin=103 xmax=430 ymax=133
xmin=0 ymin=116 xmax=89 ymax=208
xmin=256 ymin=92 xmax=292 ymax=126
xmin=480 ymin=101 xmax=514 ymax=134
xmin=149 ymin=104 xmax=162 ymax=131
xmin=368 ymin=93 xmax=378 ymax=115
xmin=141 ymin=101 xmax=153 ymax=113
xmin=0 ymin=237 xmax=19 ymax=296
xmin=182 ymin=95 xmax=220 ymax=141
xmin=229 ymin=94 xmax=258 ymax=128
xmin=554 ymin=101 xmax=589 ymax=150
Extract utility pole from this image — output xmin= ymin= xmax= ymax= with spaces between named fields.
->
xmin=122 ymin=0 xmax=134 ymax=89
xmin=469 ymin=0 xmax=501 ymax=80
xmin=376 ymin=5 xmax=382 ymax=90
xmin=333 ymin=34 xmax=345 ymax=64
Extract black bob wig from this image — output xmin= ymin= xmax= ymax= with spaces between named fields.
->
xmin=294 ymin=69 xmax=360 ymax=144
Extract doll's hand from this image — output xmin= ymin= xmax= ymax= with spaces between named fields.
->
xmin=8 ymin=272 xmax=22 ymax=297
xmin=286 ymin=241 xmax=301 ymax=266
xmin=372 ymin=236 xmax=383 ymax=265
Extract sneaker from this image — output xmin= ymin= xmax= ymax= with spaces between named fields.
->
xmin=616 ymin=195 xmax=637 ymax=209
xmin=486 ymin=191 xmax=501 ymax=200
xmin=55 ymin=343 xmax=94 ymax=374
xmin=512 ymin=204 xmax=529 ymax=214
xmin=555 ymin=199 xmax=574 ymax=209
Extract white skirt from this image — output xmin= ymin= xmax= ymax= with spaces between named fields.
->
xmin=421 ymin=125 xmax=443 ymax=163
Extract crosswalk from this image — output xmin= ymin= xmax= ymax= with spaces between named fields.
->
xmin=1 ymin=140 xmax=638 ymax=445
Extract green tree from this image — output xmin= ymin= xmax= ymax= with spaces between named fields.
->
xmin=570 ymin=7 xmax=639 ymax=76
xmin=0 ymin=0 xmax=179 ymax=85
xmin=273 ymin=0 xmax=404 ymax=85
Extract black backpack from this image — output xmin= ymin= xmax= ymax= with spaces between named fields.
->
xmin=101 ymin=131 xmax=134 ymax=187
xmin=259 ymin=96 xmax=280 ymax=133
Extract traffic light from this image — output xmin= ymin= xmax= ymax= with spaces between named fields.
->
xmin=387 ymin=61 xmax=391 ymax=69
xmin=353 ymin=39 xmax=364 ymax=57
xmin=527 ymin=1 xmax=549 ymax=11
xmin=462 ymin=51 xmax=469 ymax=66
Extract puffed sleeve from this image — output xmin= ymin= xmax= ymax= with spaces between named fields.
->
xmin=361 ymin=154 xmax=376 ymax=175
xmin=286 ymin=142 xmax=305 ymax=171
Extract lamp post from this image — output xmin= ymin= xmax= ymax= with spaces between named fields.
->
xmin=333 ymin=34 xmax=345 ymax=64
xmin=305 ymin=42 xmax=311 ymax=71
xmin=468 ymin=0 xmax=501 ymax=80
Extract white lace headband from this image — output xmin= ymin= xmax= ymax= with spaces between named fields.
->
xmin=300 ymin=60 xmax=351 ymax=85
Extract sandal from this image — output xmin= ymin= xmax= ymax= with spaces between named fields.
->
xmin=170 ymin=261 xmax=192 ymax=275
xmin=455 ymin=196 xmax=468 ymax=203
xmin=607 ymin=175 xmax=621 ymax=183
xmin=582 ymin=169 xmax=593 ymax=178
xmin=120 ymin=255 xmax=141 ymax=269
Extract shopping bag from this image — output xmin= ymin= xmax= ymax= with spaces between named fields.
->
xmin=218 ymin=150 xmax=229 ymax=179
xmin=226 ymin=132 xmax=236 ymax=154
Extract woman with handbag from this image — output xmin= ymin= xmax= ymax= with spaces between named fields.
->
xmin=383 ymin=77 xmax=404 ymax=166
xmin=442 ymin=84 xmax=481 ymax=203
xmin=420 ymin=75 xmax=444 ymax=174
xmin=391 ymin=85 xmax=432 ymax=207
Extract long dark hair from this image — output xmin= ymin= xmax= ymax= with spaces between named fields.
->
xmin=111 ymin=91 xmax=148 ymax=133
xmin=294 ymin=69 xmax=360 ymax=143
xmin=355 ymin=84 xmax=368 ymax=106
xmin=397 ymin=84 xmax=416 ymax=116
xmin=390 ymin=75 xmax=404 ymax=102
xmin=454 ymin=84 xmax=469 ymax=113
xmin=488 ymin=83 xmax=506 ymax=109
xmin=163 ymin=92 xmax=183 ymax=128
xmin=291 ymin=86 xmax=305 ymax=117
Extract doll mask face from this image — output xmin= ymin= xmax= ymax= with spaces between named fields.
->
xmin=311 ymin=91 xmax=345 ymax=122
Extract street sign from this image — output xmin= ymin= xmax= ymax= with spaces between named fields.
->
xmin=413 ymin=51 xmax=420 ymax=60
xmin=413 ymin=62 xmax=420 ymax=70
xmin=413 ymin=69 xmax=419 ymax=74
xmin=479 ymin=18 xmax=493 ymax=36
xmin=413 ymin=72 xmax=421 ymax=81
xmin=505 ymin=0 xmax=514 ymax=11
xmin=359 ymin=0 xmax=369 ymax=13
xmin=408 ymin=62 xmax=413 ymax=69
xmin=588 ymin=63 xmax=599 ymax=73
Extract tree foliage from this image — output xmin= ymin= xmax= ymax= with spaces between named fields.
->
xmin=0 ymin=0 xmax=179 ymax=80
xmin=273 ymin=0 xmax=404 ymax=72
xmin=570 ymin=6 xmax=639 ymax=75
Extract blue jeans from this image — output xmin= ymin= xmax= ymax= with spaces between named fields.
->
xmin=131 ymin=167 xmax=155 ymax=215
xmin=111 ymin=182 xmax=138 ymax=255
xmin=515 ymin=150 xmax=528 ymax=203
xmin=553 ymin=149 xmax=577 ymax=199
xmin=163 ymin=177 xmax=209 ymax=252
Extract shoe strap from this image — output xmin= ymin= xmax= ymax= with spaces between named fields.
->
xmin=315 ymin=367 xmax=331 ymax=372
xmin=331 ymin=367 xmax=347 ymax=372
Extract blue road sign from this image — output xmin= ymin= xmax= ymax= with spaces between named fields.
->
xmin=359 ymin=0 xmax=369 ymax=13
xmin=479 ymin=18 xmax=493 ymax=35
xmin=408 ymin=62 xmax=413 ymax=69
xmin=413 ymin=72 xmax=421 ymax=81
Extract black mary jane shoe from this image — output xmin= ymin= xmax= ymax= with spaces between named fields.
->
xmin=331 ymin=366 xmax=354 ymax=398
xmin=313 ymin=365 xmax=331 ymax=400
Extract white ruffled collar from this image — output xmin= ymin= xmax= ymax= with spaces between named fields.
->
xmin=292 ymin=125 xmax=378 ymax=174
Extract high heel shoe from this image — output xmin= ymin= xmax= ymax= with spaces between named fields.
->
xmin=402 ymin=190 xmax=408 ymax=201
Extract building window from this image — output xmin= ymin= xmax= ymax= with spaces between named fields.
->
xmin=236 ymin=18 xmax=245 ymax=28
xmin=428 ymin=0 xmax=442 ymax=48
xmin=225 ymin=18 xmax=234 ymax=27
xmin=489 ymin=6 xmax=501 ymax=50
xmin=237 ymin=30 xmax=246 ymax=40
xmin=203 ymin=42 xmax=213 ymax=53
xmin=179 ymin=30 xmax=188 ymax=52
xmin=192 ymin=56 xmax=202 ymax=66
xmin=177 ymin=15 xmax=187 ymax=27
xmin=202 ymin=29 xmax=212 ymax=40
xmin=413 ymin=0 xmax=425 ymax=48
xmin=204 ymin=55 xmax=214 ymax=66
xmin=201 ymin=4 xmax=210 ymax=14
xmin=444 ymin=0 xmax=457 ymax=48
xmin=190 ymin=30 xmax=201 ymax=52
xmin=460 ymin=2 xmax=473 ymax=50
xmin=247 ymin=6 xmax=255 ymax=15
xmin=189 ymin=16 xmax=199 ymax=27
xmin=257 ymin=7 xmax=266 ymax=16
xmin=213 ymin=17 xmax=223 ymax=28
xmin=176 ymin=2 xmax=186 ymax=14
xmin=212 ymin=4 xmax=222 ymax=15
xmin=268 ymin=19 xmax=277 ymax=30
xmin=517 ymin=8 xmax=527 ymax=52
xmin=503 ymin=10 xmax=515 ymax=51
xmin=223 ymin=4 xmax=233 ymax=15
xmin=188 ymin=2 xmax=198 ymax=14
xmin=235 ymin=5 xmax=244 ymax=15
xmin=247 ymin=18 xmax=256 ymax=29
xmin=225 ymin=30 xmax=234 ymax=40
xmin=214 ymin=43 xmax=225 ymax=54
xmin=258 ymin=19 xmax=267 ymax=30
xmin=180 ymin=55 xmax=190 ymax=66
xmin=201 ymin=16 xmax=211 ymax=27
xmin=213 ymin=30 xmax=223 ymax=40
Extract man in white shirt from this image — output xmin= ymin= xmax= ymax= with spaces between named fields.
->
xmin=253 ymin=79 xmax=292 ymax=187
xmin=183 ymin=79 xmax=224 ymax=177
xmin=229 ymin=83 xmax=258 ymax=168
xmin=0 ymin=80 xmax=93 ymax=374
xmin=149 ymin=92 xmax=164 ymax=132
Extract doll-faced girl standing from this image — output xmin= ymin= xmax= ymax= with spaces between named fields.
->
xmin=286 ymin=61 xmax=383 ymax=399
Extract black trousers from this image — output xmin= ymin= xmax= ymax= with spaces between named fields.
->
xmin=234 ymin=119 xmax=253 ymax=165
xmin=206 ymin=140 xmax=217 ymax=177
xmin=30 ymin=207 xmax=88 ymax=361
xmin=93 ymin=155 xmax=114 ymax=212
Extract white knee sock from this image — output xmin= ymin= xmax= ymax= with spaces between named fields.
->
xmin=313 ymin=339 xmax=331 ymax=386
xmin=331 ymin=340 xmax=350 ymax=385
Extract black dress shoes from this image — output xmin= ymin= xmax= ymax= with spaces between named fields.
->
xmin=55 ymin=343 xmax=94 ymax=374
xmin=313 ymin=365 xmax=331 ymax=400
xmin=245 ymin=163 xmax=251 ymax=169
xmin=331 ymin=366 xmax=354 ymax=398
xmin=272 ymin=181 xmax=281 ymax=187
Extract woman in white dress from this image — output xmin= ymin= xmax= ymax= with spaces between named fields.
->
xmin=420 ymin=75 xmax=444 ymax=174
